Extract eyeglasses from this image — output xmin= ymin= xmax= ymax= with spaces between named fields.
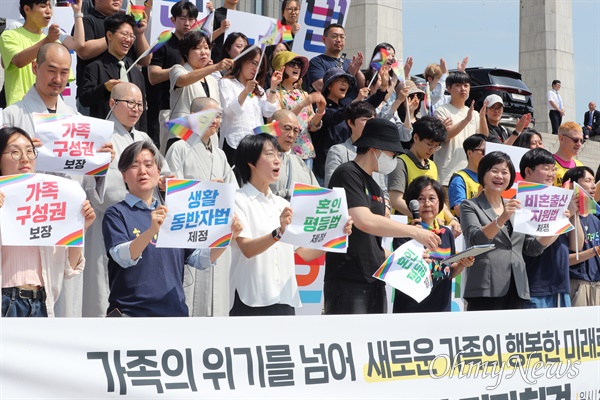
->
xmin=263 ymin=151 xmax=283 ymax=160
xmin=422 ymin=141 xmax=442 ymax=151
xmin=537 ymin=165 xmax=558 ymax=174
xmin=472 ymin=148 xmax=486 ymax=155
xmin=2 ymin=148 xmax=38 ymax=161
xmin=114 ymin=99 xmax=145 ymax=111
xmin=328 ymin=34 xmax=346 ymax=41
xmin=115 ymin=30 xmax=136 ymax=41
xmin=561 ymin=134 xmax=585 ymax=144
xmin=285 ymin=7 xmax=300 ymax=13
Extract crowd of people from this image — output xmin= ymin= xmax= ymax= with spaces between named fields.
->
xmin=1 ymin=0 xmax=599 ymax=318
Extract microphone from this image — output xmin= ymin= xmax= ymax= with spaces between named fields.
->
xmin=409 ymin=199 xmax=420 ymax=221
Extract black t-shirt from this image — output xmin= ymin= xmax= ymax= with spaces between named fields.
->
xmin=325 ymin=161 xmax=386 ymax=284
xmin=393 ymin=226 xmax=456 ymax=313
xmin=211 ymin=7 xmax=228 ymax=62
xmin=149 ymin=34 xmax=182 ymax=110
xmin=486 ymin=123 xmax=509 ymax=144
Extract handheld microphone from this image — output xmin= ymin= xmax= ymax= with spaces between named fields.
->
xmin=409 ymin=199 xmax=420 ymax=221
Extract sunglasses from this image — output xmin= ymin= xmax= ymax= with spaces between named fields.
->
xmin=562 ymin=134 xmax=585 ymax=144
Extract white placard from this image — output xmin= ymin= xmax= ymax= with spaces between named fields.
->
xmin=372 ymin=239 xmax=432 ymax=302
xmin=224 ymin=10 xmax=277 ymax=47
xmin=156 ymin=179 xmax=235 ymax=248
xmin=514 ymin=181 xmax=574 ymax=236
xmin=0 ymin=173 xmax=85 ymax=246
xmin=33 ymin=113 xmax=113 ymax=175
xmin=280 ymin=183 xmax=349 ymax=252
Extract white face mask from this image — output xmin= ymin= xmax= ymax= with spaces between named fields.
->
xmin=374 ymin=149 xmax=397 ymax=175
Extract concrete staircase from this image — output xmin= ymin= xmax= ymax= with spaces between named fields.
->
xmin=538 ymin=131 xmax=600 ymax=176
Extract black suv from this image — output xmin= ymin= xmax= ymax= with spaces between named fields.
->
xmin=463 ymin=67 xmax=535 ymax=128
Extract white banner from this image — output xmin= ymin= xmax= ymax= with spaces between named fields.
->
xmin=0 ymin=173 xmax=85 ymax=246
xmin=156 ymin=179 xmax=235 ymax=248
xmin=224 ymin=10 xmax=276 ymax=47
xmin=34 ymin=113 xmax=113 ymax=175
xmin=291 ymin=0 xmax=352 ymax=60
xmin=1 ymin=308 xmax=599 ymax=398
xmin=372 ymin=239 xmax=432 ymax=302
xmin=280 ymin=184 xmax=348 ymax=253
xmin=514 ymin=181 xmax=574 ymax=236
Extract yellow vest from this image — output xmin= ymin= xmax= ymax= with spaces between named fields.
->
xmin=452 ymin=169 xmax=480 ymax=201
xmin=398 ymin=153 xmax=444 ymax=220
xmin=554 ymin=158 xmax=583 ymax=187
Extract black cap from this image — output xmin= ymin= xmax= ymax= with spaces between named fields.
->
xmin=352 ymin=118 xmax=404 ymax=153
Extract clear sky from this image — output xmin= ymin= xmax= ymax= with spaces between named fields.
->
xmin=402 ymin=0 xmax=600 ymax=122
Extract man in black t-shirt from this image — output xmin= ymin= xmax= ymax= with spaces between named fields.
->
xmin=480 ymin=94 xmax=531 ymax=145
xmin=210 ymin=0 xmax=235 ymax=62
xmin=325 ymin=118 xmax=441 ymax=315
xmin=147 ymin=0 xmax=197 ymax=150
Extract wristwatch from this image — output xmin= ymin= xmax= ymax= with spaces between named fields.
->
xmin=272 ymin=228 xmax=283 ymax=241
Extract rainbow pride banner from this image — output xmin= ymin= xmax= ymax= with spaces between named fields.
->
xmin=33 ymin=113 xmax=114 ymax=176
xmin=0 ymin=173 xmax=86 ymax=247
xmin=156 ymin=179 xmax=236 ymax=249
xmin=574 ymin=182 xmax=600 ymax=216
xmin=373 ymin=239 xmax=432 ymax=302
xmin=280 ymin=183 xmax=349 ymax=253
xmin=514 ymin=181 xmax=574 ymax=236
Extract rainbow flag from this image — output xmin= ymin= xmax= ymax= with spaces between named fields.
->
xmin=191 ymin=11 xmax=214 ymax=38
xmin=129 ymin=3 xmax=145 ymax=23
xmin=166 ymin=115 xmax=193 ymax=141
xmin=252 ymin=121 xmax=281 ymax=136
xmin=575 ymin=182 xmax=600 ymax=215
xmin=188 ymin=109 xmax=221 ymax=139
xmin=390 ymin=60 xmax=405 ymax=83
xmin=150 ymin=29 xmax=173 ymax=54
xmin=370 ymin=48 xmax=389 ymax=71
xmin=258 ymin=21 xmax=294 ymax=46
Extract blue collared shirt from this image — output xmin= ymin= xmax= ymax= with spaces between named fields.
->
xmin=109 ymin=194 xmax=213 ymax=269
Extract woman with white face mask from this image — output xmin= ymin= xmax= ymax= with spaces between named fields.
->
xmin=324 ymin=118 xmax=442 ymax=314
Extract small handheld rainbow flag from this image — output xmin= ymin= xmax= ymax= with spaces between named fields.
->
xmin=166 ymin=115 xmax=193 ymax=141
xmin=575 ymin=182 xmax=600 ymax=215
xmin=191 ymin=11 xmax=214 ymax=38
xmin=428 ymin=247 xmax=452 ymax=260
xmin=128 ymin=2 xmax=145 ymax=23
xmin=188 ymin=109 xmax=222 ymax=139
xmin=258 ymin=21 xmax=294 ymax=46
xmin=370 ymin=48 xmax=389 ymax=71
xmin=252 ymin=121 xmax=281 ymax=137
xmin=390 ymin=60 xmax=405 ymax=83
xmin=126 ymin=30 xmax=173 ymax=73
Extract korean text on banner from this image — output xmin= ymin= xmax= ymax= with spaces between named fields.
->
xmin=280 ymin=183 xmax=349 ymax=252
xmin=372 ymin=239 xmax=432 ymax=302
xmin=292 ymin=0 xmax=352 ymax=60
xmin=0 ymin=173 xmax=86 ymax=247
xmin=33 ymin=113 xmax=114 ymax=176
xmin=514 ymin=181 xmax=574 ymax=236
xmin=156 ymin=179 xmax=236 ymax=249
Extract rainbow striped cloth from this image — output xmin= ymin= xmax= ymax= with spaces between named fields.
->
xmin=191 ymin=11 xmax=214 ymax=38
xmin=128 ymin=3 xmax=145 ymax=23
xmin=252 ymin=121 xmax=281 ymax=137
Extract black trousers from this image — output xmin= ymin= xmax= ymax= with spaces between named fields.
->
xmin=549 ymin=110 xmax=562 ymax=134
xmin=229 ymin=291 xmax=295 ymax=316
xmin=324 ymin=279 xmax=387 ymax=315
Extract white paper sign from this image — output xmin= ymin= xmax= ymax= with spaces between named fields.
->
xmin=372 ymin=239 xmax=432 ymax=302
xmin=280 ymin=184 xmax=349 ymax=252
xmin=292 ymin=0 xmax=352 ymax=60
xmin=156 ymin=179 xmax=235 ymax=248
xmin=514 ymin=181 xmax=574 ymax=236
xmin=224 ymin=10 xmax=277 ymax=47
xmin=0 ymin=173 xmax=85 ymax=247
xmin=33 ymin=114 xmax=113 ymax=175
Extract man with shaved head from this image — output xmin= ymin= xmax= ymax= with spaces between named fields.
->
xmin=3 ymin=42 xmax=77 ymax=134
xmin=269 ymin=109 xmax=319 ymax=201
xmin=83 ymin=82 xmax=170 ymax=317
xmin=165 ymin=96 xmax=237 ymax=316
